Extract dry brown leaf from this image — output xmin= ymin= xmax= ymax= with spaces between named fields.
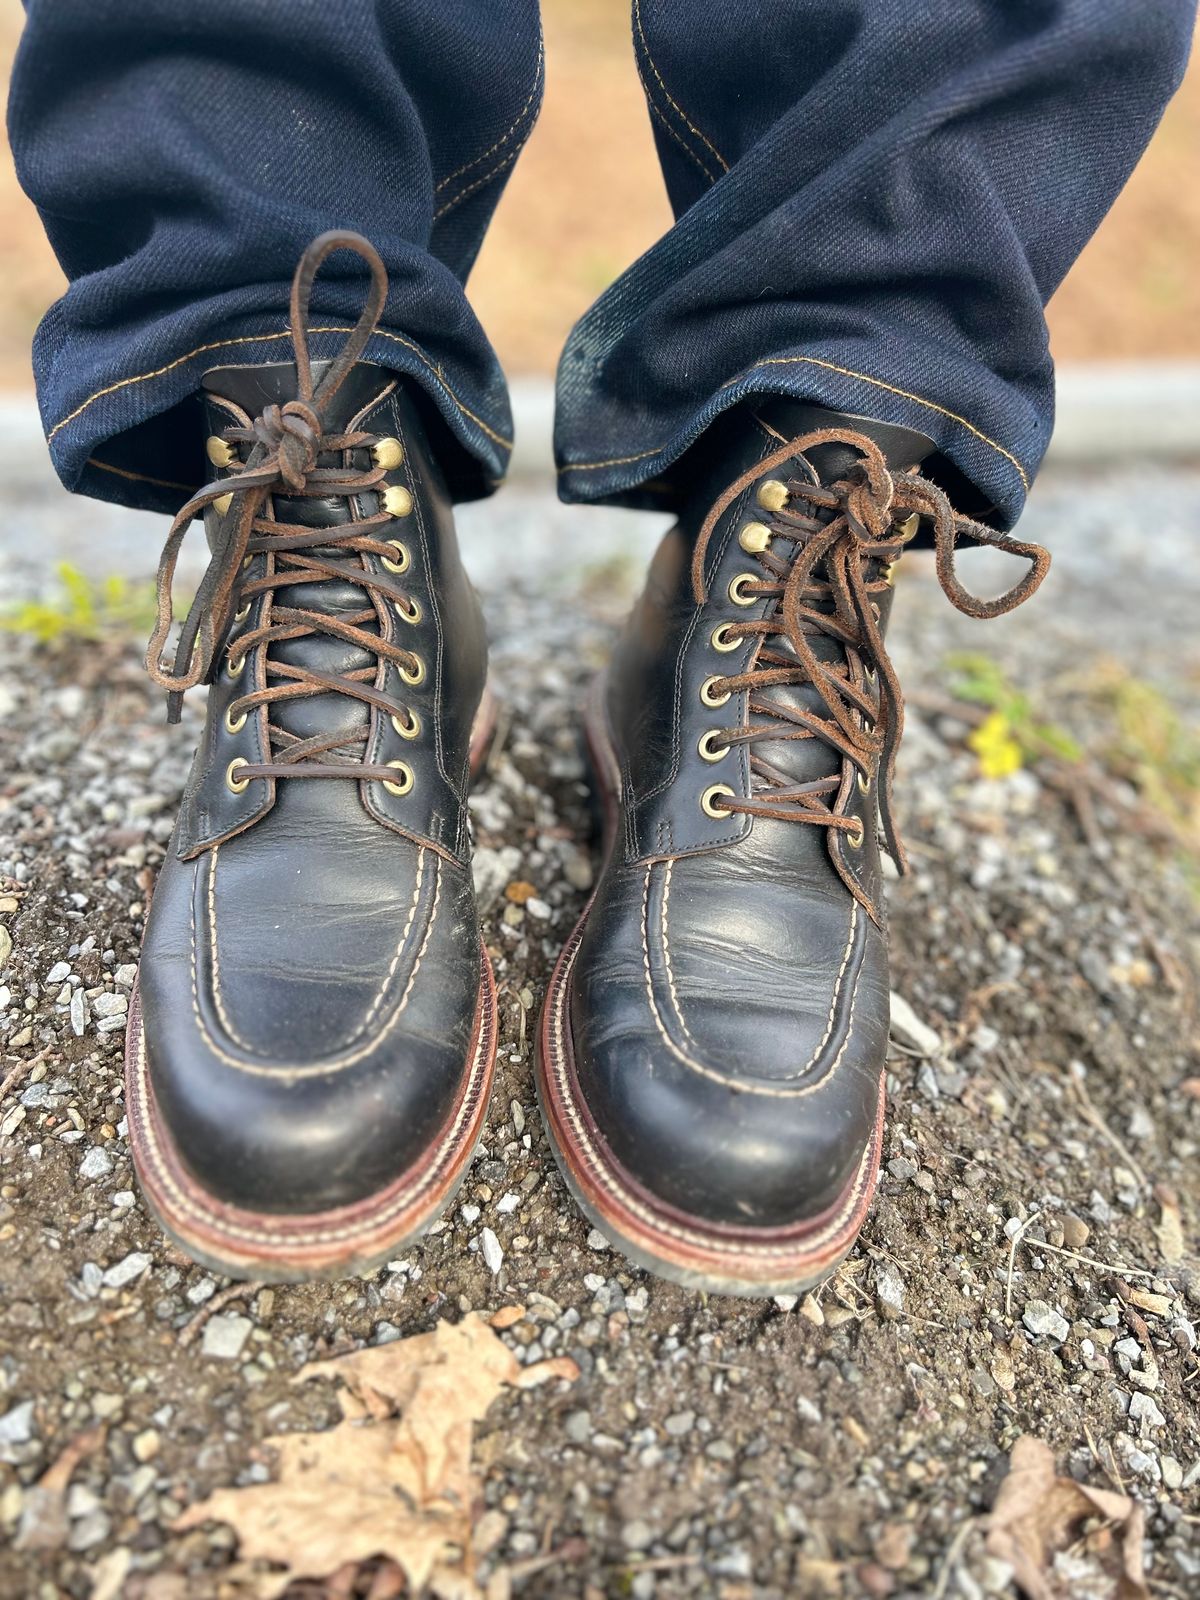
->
xmin=985 ymin=1435 xmax=1148 ymax=1600
xmin=174 ymin=1312 xmax=576 ymax=1598
xmin=1123 ymin=1287 xmax=1173 ymax=1319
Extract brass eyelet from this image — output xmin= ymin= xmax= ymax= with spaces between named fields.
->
xmin=870 ymin=601 xmax=882 ymax=622
xmin=881 ymin=559 xmax=899 ymax=587
xmin=381 ymin=484 xmax=414 ymax=519
xmin=241 ymin=554 xmax=253 ymax=571
xmin=700 ymin=783 xmax=735 ymax=819
xmin=757 ymin=478 xmax=789 ymax=513
xmin=728 ymin=573 xmax=758 ymax=608
xmin=711 ymin=622 xmax=740 ymax=653
xmin=381 ymin=539 xmax=410 ymax=574
xmin=399 ymin=596 xmax=422 ymax=626
xmin=225 ymin=758 xmax=250 ymax=794
xmin=382 ymin=759 xmax=414 ymax=796
xmin=846 ymin=819 xmax=865 ymax=850
xmin=700 ymin=675 xmax=731 ymax=708
xmin=400 ymin=655 xmax=426 ymax=687
xmin=895 ymin=511 xmax=920 ymax=541
xmin=857 ymin=770 xmax=872 ymax=796
xmin=213 ymin=492 xmax=234 ymax=517
xmin=206 ymin=436 xmax=237 ymax=469
xmin=224 ymin=704 xmax=248 ymax=735
xmin=698 ymin=730 xmax=728 ymax=763
xmin=864 ymin=664 xmax=878 ymax=685
xmin=234 ymin=602 xmax=251 ymax=623
xmin=738 ymin=521 xmax=772 ymax=554
xmin=391 ymin=709 xmax=421 ymax=741
xmin=372 ymin=436 xmax=405 ymax=471
xmin=228 ymin=652 xmax=246 ymax=680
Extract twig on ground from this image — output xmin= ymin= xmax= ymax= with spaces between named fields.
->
xmin=1068 ymin=1062 xmax=1149 ymax=1190
xmin=931 ymin=1516 xmax=976 ymax=1600
xmin=179 ymin=1279 xmax=268 ymax=1346
xmin=0 ymin=1047 xmax=51 ymax=1104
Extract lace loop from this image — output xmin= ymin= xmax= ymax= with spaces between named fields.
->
xmin=691 ymin=429 xmax=1050 ymax=908
xmin=145 ymin=231 xmax=390 ymax=718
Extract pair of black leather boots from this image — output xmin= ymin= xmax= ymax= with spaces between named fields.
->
xmin=125 ymin=234 xmax=1047 ymax=1292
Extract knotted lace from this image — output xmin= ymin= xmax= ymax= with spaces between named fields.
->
xmin=690 ymin=429 xmax=1050 ymax=901
xmin=145 ymin=231 xmax=424 ymax=783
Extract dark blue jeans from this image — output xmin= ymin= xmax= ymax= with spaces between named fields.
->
xmin=10 ymin=1 xmax=1194 ymax=528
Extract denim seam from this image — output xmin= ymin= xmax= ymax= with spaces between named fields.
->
xmin=435 ymin=37 xmax=547 ymax=204
xmin=433 ymin=145 xmax=523 ymax=221
xmin=87 ymin=457 xmax=195 ymax=493
xmin=644 ymin=96 xmax=721 ymax=187
xmin=47 ymin=325 xmax=513 ymax=452
xmin=633 ymin=0 xmax=729 ymax=178
xmin=558 ymin=353 xmax=1030 ymax=491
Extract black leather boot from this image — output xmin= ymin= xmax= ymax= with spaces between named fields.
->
xmin=124 ymin=234 xmax=497 ymax=1280
xmin=537 ymin=401 xmax=1049 ymax=1295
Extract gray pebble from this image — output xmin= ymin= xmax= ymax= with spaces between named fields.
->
xmin=201 ymin=1313 xmax=253 ymax=1361
xmin=1022 ymin=1299 xmax=1070 ymax=1341
xmin=102 ymin=1251 xmax=152 ymax=1290
xmin=79 ymin=1146 xmax=114 ymax=1182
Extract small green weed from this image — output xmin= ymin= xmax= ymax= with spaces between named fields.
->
xmin=0 ymin=562 xmax=157 ymax=646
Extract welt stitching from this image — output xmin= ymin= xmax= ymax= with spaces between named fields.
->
xmin=633 ymin=0 xmax=728 ymax=174
xmin=557 ymin=355 xmax=1030 ymax=491
xmin=188 ymin=850 xmax=441 ymax=1079
xmin=49 ymin=325 xmax=512 ymax=453
xmin=435 ymin=38 xmax=545 ymax=195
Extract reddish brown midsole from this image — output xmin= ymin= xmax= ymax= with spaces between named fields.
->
xmin=125 ymin=946 xmax=497 ymax=1275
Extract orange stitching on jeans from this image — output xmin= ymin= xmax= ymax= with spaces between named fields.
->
xmin=435 ymin=38 xmax=544 ymax=195
xmin=644 ymin=95 xmax=720 ymax=186
xmin=633 ymin=0 xmax=729 ymax=175
xmin=434 ymin=145 xmax=522 ymax=222
xmin=558 ymin=354 xmax=1030 ymax=491
xmin=48 ymin=325 xmax=512 ymax=451
xmin=86 ymin=457 xmax=196 ymax=493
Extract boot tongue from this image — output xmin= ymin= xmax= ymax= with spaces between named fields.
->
xmin=201 ymin=358 xmax=394 ymax=436
xmin=741 ymin=404 xmax=934 ymax=797
xmin=201 ymin=359 xmax=397 ymax=759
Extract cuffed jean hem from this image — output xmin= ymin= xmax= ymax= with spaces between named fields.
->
xmin=40 ymin=320 xmax=513 ymax=519
xmin=554 ymin=338 xmax=1052 ymax=529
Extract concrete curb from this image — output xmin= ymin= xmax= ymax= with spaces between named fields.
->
xmin=3 ymin=364 xmax=1197 ymax=492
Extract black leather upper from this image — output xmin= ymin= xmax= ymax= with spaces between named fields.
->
xmin=567 ymin=403 xmax=932 ymax=1228
xmin=136 ymin=361 xmax=490 ymax=1214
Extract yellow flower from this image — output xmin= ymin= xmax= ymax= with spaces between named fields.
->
xmin=968 ymin=711 xmax=1024 ymax=779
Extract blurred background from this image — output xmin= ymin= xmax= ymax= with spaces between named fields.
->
xmin=1 ymin=0 xmax=1198 ymax=392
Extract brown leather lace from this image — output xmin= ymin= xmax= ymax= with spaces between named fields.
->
xmin=146 ymin=231 xmax=422 ymax=782
xmin=690 ymin=428 xmax=1050 ymax=895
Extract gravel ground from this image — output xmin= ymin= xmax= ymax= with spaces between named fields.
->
xmin=1 ymin=460 xmax=1199 ymax=1600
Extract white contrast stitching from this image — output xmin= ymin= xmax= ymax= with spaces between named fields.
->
xmin=640 ymin=861 xmax=861 ymax=1095
xmin=188 ymin=850 xmax=444 ymax=1079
